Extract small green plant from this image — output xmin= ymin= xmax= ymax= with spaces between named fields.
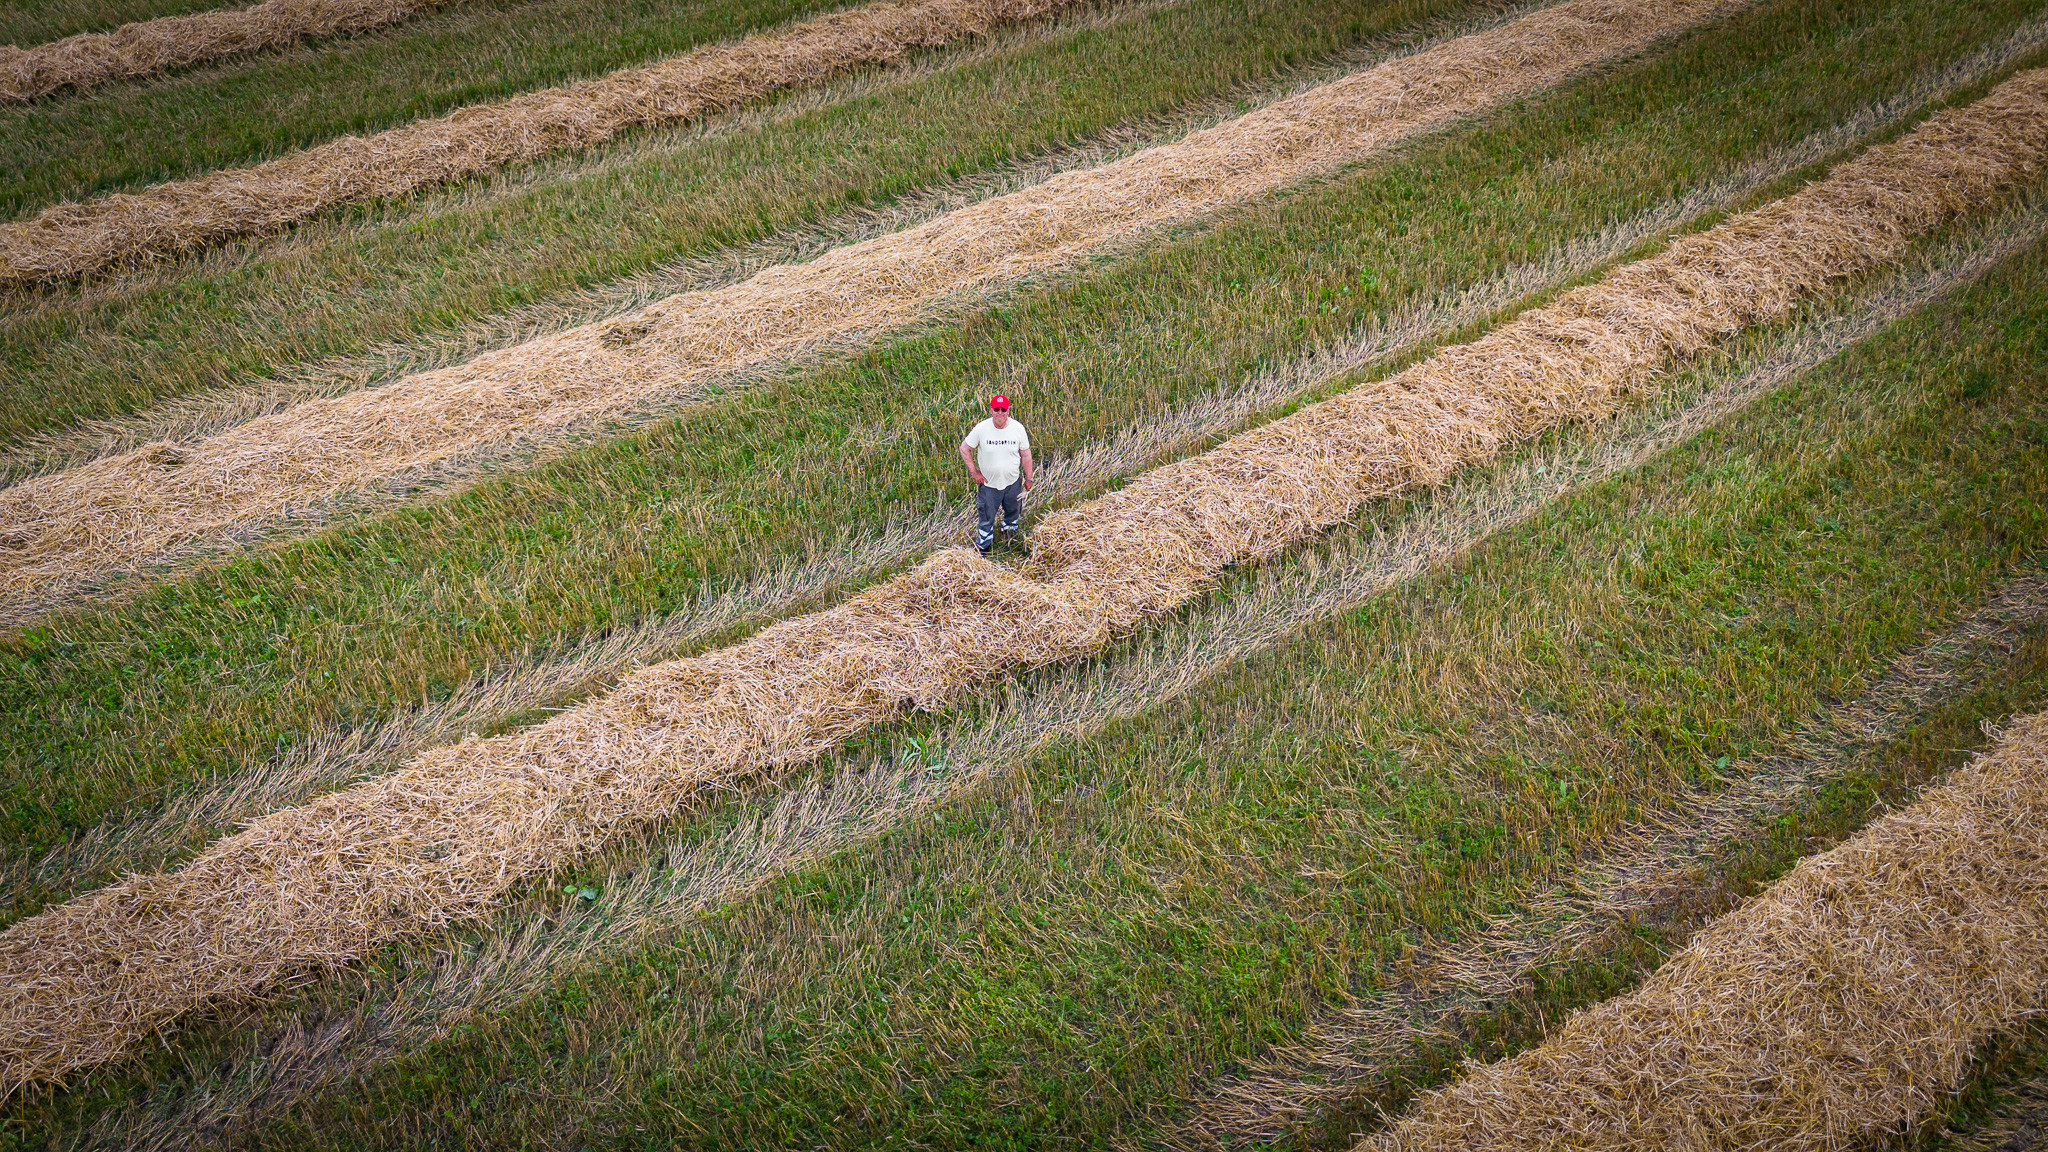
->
xmin=899 ymin=735 xmax=949 ymax=773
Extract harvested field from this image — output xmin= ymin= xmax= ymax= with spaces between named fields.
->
xmin=0 ymin=0 xmax=458 ymax=101
xmin=0 ymin=0 xmax=1749 ymax=617
xmin=1361 ymin=709 xmax=2048 ymax=1152
xmin=3 ymin=63 xmax=2043 ymax=1097
xmin=0 ymin=0 xmax=1097 ymax=283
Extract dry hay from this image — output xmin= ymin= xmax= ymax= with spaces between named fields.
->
xmin=0 ymin=0 xmax=454 ymax=102
xmin=1360 ymin=710 xmax=2048 ymax=1152
xmin=0 ymin=0 xmax=1748 ymax=616
xmin=0 ymin=0 xmax=1092 ymax=282
xmin=4 ymin=46 xmax=2045 ymax=1103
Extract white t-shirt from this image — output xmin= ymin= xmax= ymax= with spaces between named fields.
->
xmin=964 ymin=417 xmax=1030 ymax=490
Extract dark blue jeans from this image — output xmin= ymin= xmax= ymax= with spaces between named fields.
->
xmin=975 ymin=480 xmax=1022 ymax=552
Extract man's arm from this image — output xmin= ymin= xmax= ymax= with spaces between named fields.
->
xmin=1019 ymin=447 xmax=1034 ymax=491
xmin=959 ymin=439 xmax=985 ymax=486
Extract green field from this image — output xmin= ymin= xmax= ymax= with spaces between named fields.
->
xmin=4 ymin=0 xmax=2048 ymax=1146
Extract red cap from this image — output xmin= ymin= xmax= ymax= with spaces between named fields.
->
xmin=989 ymin=394 xmax=1010 ymax=410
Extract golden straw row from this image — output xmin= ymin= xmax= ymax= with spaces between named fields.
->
xmin=0 ymin=0 xmax=459 ymax=102
xmin=1362 ymin=710 xmax=2048 ymax=1152
xmin=4 ymin=65 xmax=2044 ymax=1097
xmin=0 ymin=0 xmax=1749 ymax=618
xmin=0 ymin=0 xmax=1094 ymax=282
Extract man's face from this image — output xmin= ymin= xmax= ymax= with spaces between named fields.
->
xmin=991 ymin=409 xmax=1010 ymax=427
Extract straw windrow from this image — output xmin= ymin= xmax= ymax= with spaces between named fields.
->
xmin=1361 ymin=709 xmax=2048 ymax=1152
xmin=0 ymin=0 xmax=1749 ymax=616
xmin=0 ymin=0 xmax=456 ymax=101
xmin=0 ymin=0 xmax=1096 ymax=281
xmin=3 ymin=65 xmax=2043 ymax=1097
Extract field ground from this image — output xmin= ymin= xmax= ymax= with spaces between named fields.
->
xmin=3 ymin=0 xmax=2048 ymax=1146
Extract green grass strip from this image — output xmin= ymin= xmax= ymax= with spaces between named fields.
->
xmin=0 ymin=0 xmax=2032 ymax=863
xmin=16 ymin=162 xmax=2048 ymax=1152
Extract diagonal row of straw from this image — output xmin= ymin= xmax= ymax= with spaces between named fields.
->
xmin=3 ymin=62 xmax=2043 ymax=1097
xmin=0 ymin=0 xmax=1094 ymax=279
xmin=1362 ymin=709 xmax=2048 ymax=1152
xmin=0 ymin=0 xmax=1751 ymax=620
xmin=0 ymin=0 xmax=456 ymax=102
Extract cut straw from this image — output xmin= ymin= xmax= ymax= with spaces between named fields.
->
xmin=0 ymin=0 xmax=1750 ymax=616
xmin=1362 ymin=709 xmax=2048 ymax=1152
xmin=0 ymin=0 xmax=458 ymax=102
xmin=3 ymin=63 xmax=2043 ymax=1096
xmin=0 ymin=0 xmax=1096 ymax=278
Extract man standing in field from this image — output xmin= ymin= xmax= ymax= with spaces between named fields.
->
xmin=960 ymin=394 xmax=1034 ymax=555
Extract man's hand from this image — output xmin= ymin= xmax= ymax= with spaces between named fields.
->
xmin=1023 ymin=478 xmax=1034 ymax=492
xmin=970 ymin=469 xmax=987 ymax=486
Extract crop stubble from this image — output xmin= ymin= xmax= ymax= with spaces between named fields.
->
xmin=0 ymin=0 xmax=1749 ymax=618
xmin=1361 ymin=710 xmax=2048 ymax=1152
xmin=0 ymin=0 xmax=1101 ymax=283
xmin=0 ymin=0 xmax=461 ymax=102
xmin=2 ymin=61 xmax=2042 ymax=1096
